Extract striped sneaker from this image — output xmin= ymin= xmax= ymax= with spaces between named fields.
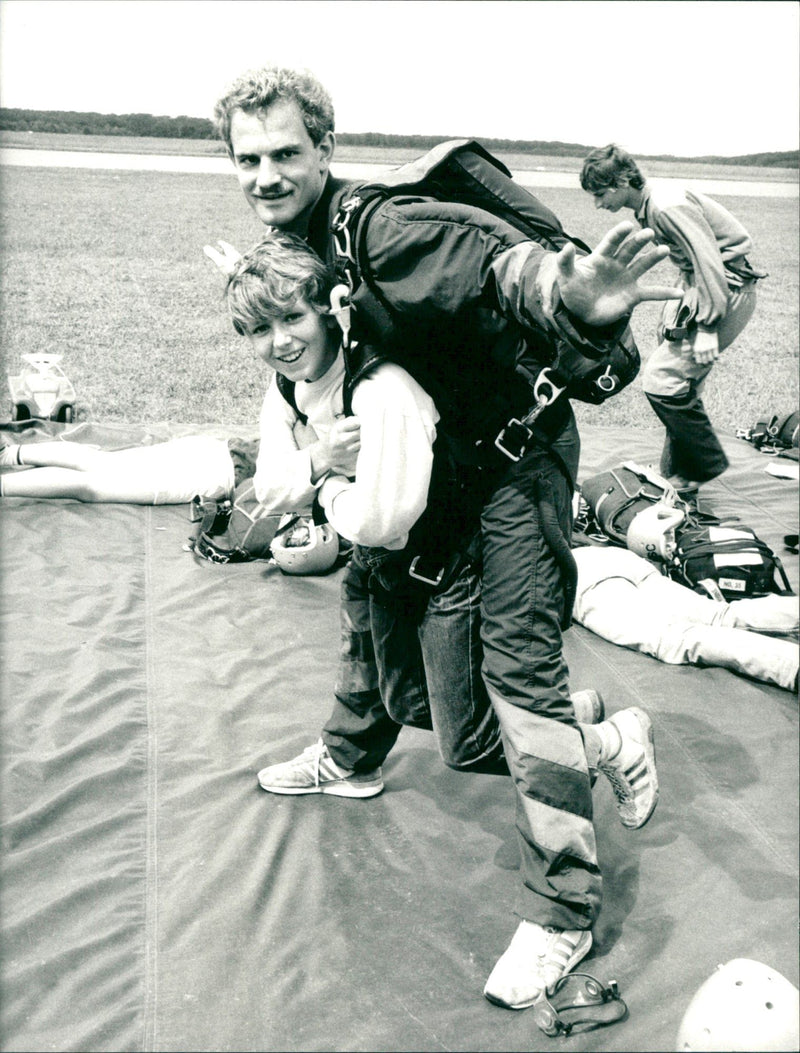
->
xmin=483 ymin=921 xmax=592 ymax=1010
xmin=597 ymin=707 xmax=658 ymax=829
xmin=257 ymin=738 xmax=384 ymax=798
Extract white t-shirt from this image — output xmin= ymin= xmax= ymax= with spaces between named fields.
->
xmin=253 ymin=351 xmax=439 ymax=549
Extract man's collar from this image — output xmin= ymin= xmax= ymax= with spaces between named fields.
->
xmin=306 ymin=172 xmax=350 ymax=256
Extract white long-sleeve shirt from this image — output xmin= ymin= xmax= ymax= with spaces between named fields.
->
xmin=253 ymin=351 xmax=439 ymax=550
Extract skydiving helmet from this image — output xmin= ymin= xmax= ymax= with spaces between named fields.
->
xmin=270 ymin=513 xmax=340 ymax=575
xmin=626 ymin=501 xmax=686 ymax=562
xmin=676 ymin=959 xmax=800 ymax=1052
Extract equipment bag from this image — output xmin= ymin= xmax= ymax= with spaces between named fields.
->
xmin=670 ymin=523 xmax=793 ymax=599
xmin=579 ymin=461 xmax=690 ymax=548
xmin=330 ymin=139 xmax=640 ymax=408
xmin=187 ymin=479 xmax=281 ymax=564
xmin=738 ymin=411 xmax=800 ymax=457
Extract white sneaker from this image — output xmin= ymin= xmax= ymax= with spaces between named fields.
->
xmin=257 ymin=739 xmax=384 ymax=798
xmin=483 ymin=921 xmax=592 ymax=1010
xmin=597 ymin=707 xmax=658 ymax=829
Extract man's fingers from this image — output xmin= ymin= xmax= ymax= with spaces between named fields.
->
xmin=556 ymin=241 xmax=577 ymax=280
xmin=636 ymin=284 xmax=684 ymax=303
xmin=625 ymin=244 xmax=672 ymax=279
xmin=613 ymin=227 xmax=660 ymax=265
xmin=593 ymin=221 xmax=637 ymax=256
xmin=203 ymin=240 xmax=243 ymax=276
xmin=217 ymin=240 xmax=242 ymax=260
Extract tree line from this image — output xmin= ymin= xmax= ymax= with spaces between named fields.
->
xmin=0 ymin=107 xmax=796 ymax=169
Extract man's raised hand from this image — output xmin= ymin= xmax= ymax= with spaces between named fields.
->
xmin=556 ymin=221 xmax=682 ymax=327
xmin=203 ymin=240 xmax=243 ymax=277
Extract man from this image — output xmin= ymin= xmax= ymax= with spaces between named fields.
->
xmin=580 ymin=143 xmax=766 ymax=497
xmin=212 ymin=66 xmax=682 ymax=1009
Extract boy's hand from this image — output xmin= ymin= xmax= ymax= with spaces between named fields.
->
xmin=326 ymin=416 xmax=361 ymax=461
xmin=203 ymin=240 xmax=243 ymax=276
xmin=310 ymin=417 xmax=361 ymax=481
xmin=556 ymin=222 xmax=682 ymax=326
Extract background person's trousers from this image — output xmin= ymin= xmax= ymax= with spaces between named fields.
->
xmin=643 ymin=282 xmax=758 ymax=482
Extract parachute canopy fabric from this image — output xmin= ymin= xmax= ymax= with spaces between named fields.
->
xmin=1 ymin=419 xmax=797 ymax=1053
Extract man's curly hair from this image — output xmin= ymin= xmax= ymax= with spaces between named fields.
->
xmin=213 ymin=66 xmax=335 ymax=152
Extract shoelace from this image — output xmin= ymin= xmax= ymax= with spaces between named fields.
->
xmin=599 ymin=763 xmax=633 ymax=802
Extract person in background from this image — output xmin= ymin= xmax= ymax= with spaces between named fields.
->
xmin=580 ymin=143 xmax=766 ymax=498
xmin=0 ymin=433 xmax=257 ymax=503
xmin=211 ymin=66 xmax=684 ymax=1009
xmin=572 ymin=544 xmax=798 ymax=692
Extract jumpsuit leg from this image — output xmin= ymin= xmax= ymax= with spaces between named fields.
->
xmin=480 ymin=418 xmax=601 ymax=931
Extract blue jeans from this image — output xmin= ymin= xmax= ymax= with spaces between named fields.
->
xmin=323 ymin=544 xmax=507 ymax=776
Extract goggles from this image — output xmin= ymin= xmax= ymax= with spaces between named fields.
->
xmin=533 ymin=973 xmax=627 ymax=1038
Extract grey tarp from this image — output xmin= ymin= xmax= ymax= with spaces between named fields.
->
xmin=1 ymin=421 xmax=797 ymax=1053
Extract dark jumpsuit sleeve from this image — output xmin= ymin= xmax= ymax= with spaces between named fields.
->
xmin=361 ymin=197 xmax=625 ymax=353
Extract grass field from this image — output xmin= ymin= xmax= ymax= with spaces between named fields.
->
xmin=1 ymin=156 xmax=797 ymax=436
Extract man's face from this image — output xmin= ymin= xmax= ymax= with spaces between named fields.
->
xmin=229 ymin=99 xmax=334 ymax=234
xmin=244 ymin=296 xmax=338 ymax=384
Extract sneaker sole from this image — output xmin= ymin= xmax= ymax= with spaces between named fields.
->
xmin=257 ymin=776 xmax=384 ymax=798
xmin=483 ymin=931 xmax=593 ymax=1010
xmin=622 ymin=706 xmax=658 ymax=829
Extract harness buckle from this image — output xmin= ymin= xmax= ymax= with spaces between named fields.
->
xmin=408 ymin=555 xmax=445 ymax=587
xmin=494 ymin=418 xmax=531 ymax=462
xmin=494 ymin=367 xmax=566 ymax=462
xmin=663 ymin=324 xmax=689 ymax=341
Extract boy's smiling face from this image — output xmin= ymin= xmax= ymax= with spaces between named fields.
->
xmin=245 ymin=296 xmax=338 ymax=383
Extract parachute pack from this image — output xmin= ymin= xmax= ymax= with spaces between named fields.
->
xmin=328 ymin=139 xmax=640 ymax=436
xmin=578 ymin=461 xmax=794 ymax=600
xmin=738 ymin=410 xmax=799 ymax=459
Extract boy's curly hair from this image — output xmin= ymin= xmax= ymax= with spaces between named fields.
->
xmin=226 ymin=231 xmax=335 ymax=336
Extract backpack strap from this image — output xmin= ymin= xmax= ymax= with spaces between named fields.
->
xmin=275 ymin=372 xmax=307 ymax=426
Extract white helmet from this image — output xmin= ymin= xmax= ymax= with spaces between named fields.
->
xmin=627 ymin=501 xmax=686 ymax=561
xmin=270 ymin=515 xmax=340 ymax=575
xmin=676 ymin=959 xmax=800 ymax=1052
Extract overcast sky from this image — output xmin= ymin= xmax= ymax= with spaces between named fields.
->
xmin=1 ymin=0 xmax=798 ymax=157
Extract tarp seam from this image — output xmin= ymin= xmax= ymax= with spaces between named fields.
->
xmin=142 ymin=505 xmax=159 ymax=1052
